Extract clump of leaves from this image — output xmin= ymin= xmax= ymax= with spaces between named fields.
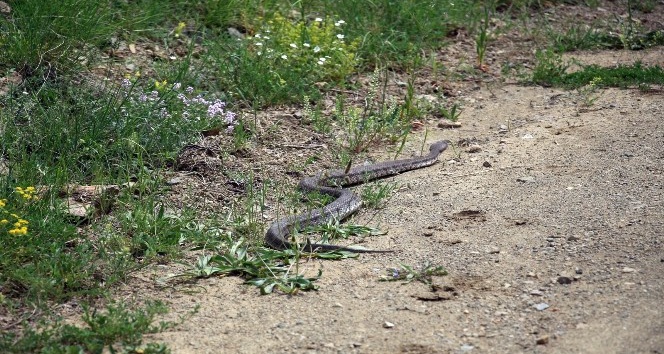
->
xmin=531 ymin=49 xmax=569 ymax=86
xmin=334 ymin=69 xmax=413 ymax=153
xmin=380 ymin=261 xmax=448 ymax=285
xmin=1 ymin=301 xmax=175 ymax=353
xmin=163 ymin=235 xmax=357 ymax=294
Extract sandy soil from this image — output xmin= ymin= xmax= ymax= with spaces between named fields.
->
xmin=112 ymin=43 xmax=664 ymax=353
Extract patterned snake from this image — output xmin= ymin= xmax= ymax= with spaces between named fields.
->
xmin=265 ymin=140 xmax=449 ymax=253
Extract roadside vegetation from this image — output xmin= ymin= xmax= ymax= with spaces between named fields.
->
xmin=0 ymin=0 xmax=661 ymax=351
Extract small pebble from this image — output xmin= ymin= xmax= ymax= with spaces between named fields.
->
xmin=483 ymin=161 xmax=492 ymax=167
xmin=534 ymin=303 xmax=549 ymax=311
xmin=166 ymin=177 xmax=183 ymax=185
xmin=575 ymin=268 xmax=583 ymax=275
xmin=622 ymin=267 xmax=636 ymax=273
xmin=383 ymin=321 xmax=395 ymax=328
xmin=557 ymin=276 xmax=573 ymax=285
xmin=517 ymin=176 xmax=536 ymax=183
xmin=466 ymin=144 xmax=482 ymax=153
xmin=536 ymin=334 xmax=550 ymax=345
xmin=438 ymin=120 xmax=462 ymax=129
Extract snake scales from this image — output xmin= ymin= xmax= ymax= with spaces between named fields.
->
xmin=265 ymin=140 xmax=449 ymax=253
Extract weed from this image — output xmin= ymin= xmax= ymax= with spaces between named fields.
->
xmin=302 ymin=95 xmax=332 ymax=133
xmin=0 ymin=300 xmax=175 ymax=353
xmin=475 ymin=2 xmax=493 ymax=70
xmin=380 ymin=261 xmax=448 ymax=285
xmin=361 ymin=182 xmax=398 ymax=209
xmin=531 ymin=49 xmax=569 ymax=86
xmin=576 ymin=76 xmax=604 ymax=107
xmin=438 ymin=102 xmax=464 ymax=122
xmin=335 ymin=70 xmax=413 ymax=153
xmin=164 ymin=234 xmax=356 ymax=294
xmin=247 ymin=270 xmax=322 ymax=295
xmin=304 ymin=220 xmax=387 ymax=245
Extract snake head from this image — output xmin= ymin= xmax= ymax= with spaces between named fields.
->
xmin=429 ymin=140 xmax=449 ymax=155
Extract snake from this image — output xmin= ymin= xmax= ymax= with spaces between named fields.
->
xmin=265 ymin=140 xmax=449 ymax=253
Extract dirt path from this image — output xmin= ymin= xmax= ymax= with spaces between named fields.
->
xmin=118 ymin=59 xmax=664 ymax=353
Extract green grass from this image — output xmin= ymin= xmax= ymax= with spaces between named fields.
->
xmin=1 ymin=300 xmax=178 ymax=353
xmin=532 ymin=50 xmax=664 ymax=88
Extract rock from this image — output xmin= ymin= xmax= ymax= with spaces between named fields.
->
xmin=517 ymin=176 xmax=536 ymax=183
xmin=534 ymin=303 xmax=549 ymax=311
xmin=466 ymin=144 xmax=482 ymax=153
xmin=530 ymin=289 xmax=544 ymax=296
xmin=522 ymin=133 xmax=534 ymax=139
xmin=483 ymin=161 xmax=492 ymax=167
xmin=460 ymin=344 xmax=474 ymax=352
xmin=0 ymin=1 xmax=11 ymax=14
xmin=557 ymin=276 xmax=573 ymax=285
xmin=166 ymin=177 xmax=183 ymax=185
xmin=567 ymin=235 xmax=580 ymax=241
xmin=383 ymin=321 xmax=395 ymax=328
xmin=536 ymin=334 xmax=550 ymax=345
xmin=487 ymin=247 xmax=500 ymax=254
xmin=622 ymin=267 xmax=636 ymax=273
xmin=423 ymin=231 xmax=434 ymax=237
xmin=438 ymin=120 xmax=462 ymax=129
xmin=575 ymin=268 xmax=583 ymax=275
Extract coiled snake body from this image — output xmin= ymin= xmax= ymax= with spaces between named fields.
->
xmin=265 ymin=140 xmax=449 ymax=253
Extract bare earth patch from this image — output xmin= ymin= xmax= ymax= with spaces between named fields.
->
xmin=109 ymin=46 xmax=664 ymax=353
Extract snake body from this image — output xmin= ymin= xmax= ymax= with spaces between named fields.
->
xmin=265 ymin=140 xmax=449 ymax=253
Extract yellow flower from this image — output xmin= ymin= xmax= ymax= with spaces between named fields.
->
xmin=0 ymin=219 xmax=8 ymax=225
xmin=174 ymin=22 xmax=186 ymax=37
xmin=15 ymin=186 xmax=37 ymax=200
xmin=0 ymin=199 xmax=6 ymax=208
xmin=155 ymin=80 xmax=168 ymax=91
xmin=8 ymin=226 xmax=27 ymax=235
xmin=14 ymin=219 xmax=28 ymax=227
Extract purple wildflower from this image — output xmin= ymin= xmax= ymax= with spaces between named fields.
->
xmin=207 ymin=99 xmax=226 ymax=118
xmin=224 ymin=111 xmax=236 ymax=124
